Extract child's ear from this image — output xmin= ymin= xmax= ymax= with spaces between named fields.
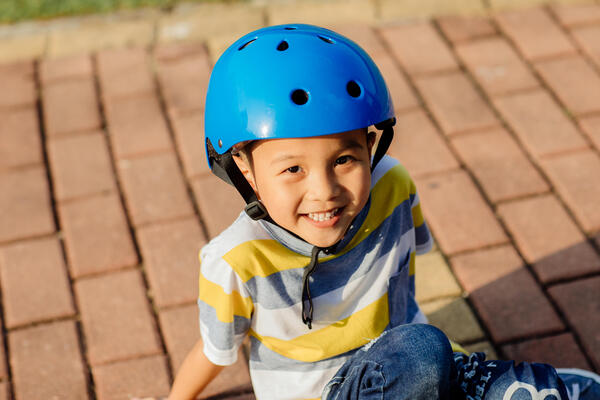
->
xmin=232 ymin=153 xmax=258 ymax=193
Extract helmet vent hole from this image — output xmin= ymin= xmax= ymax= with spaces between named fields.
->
xmin=347 ymin=80 xmax=362 ymax=98
xmin=318 ymin=35 xmax=335 ymax=44
xmin=284 ymin=26 xmax=297 ymax=30
xmin=277 ymin=41 xmax=289 ymax=51
xmin=291 ymin=89 xmax=309 ymax=105
xmin=238 ymin=38 xmax=256 ymax=51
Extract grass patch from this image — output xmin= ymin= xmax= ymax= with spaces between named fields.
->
xmin=0 ymin=0 xmax=235 ymax=23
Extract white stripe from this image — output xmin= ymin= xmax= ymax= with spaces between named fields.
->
xmin=251 ymin=364 xmax=342 ymax=400
xmin=200 ymin=322 xmax=245 ymax=366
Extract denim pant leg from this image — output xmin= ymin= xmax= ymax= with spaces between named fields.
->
xmin=321 ymin=324 xmax=456 ymax=400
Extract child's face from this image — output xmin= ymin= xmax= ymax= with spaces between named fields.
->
xmin=234 ymin=129 xmax=374 ymax=248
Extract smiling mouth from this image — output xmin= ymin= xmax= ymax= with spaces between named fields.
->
xmin=306 ymin=207 xmax=343 ymax=222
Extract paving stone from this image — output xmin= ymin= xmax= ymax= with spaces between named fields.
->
xmin=450 ymin=128 xmax=549 ymax=203
xmin=154 ymin=42 xmax=207 ymax=63
xmin=205 ymin=32 xmax=244 ymax=65
xmin=0 ymin=383 xmax=7 ymax=400
xmin=0 ymin=34 xmax=46 ymax=63
xmin=158 ymin=304 xmax=253 ymax=398
xmin=372 ymin=52 xmax=420 ymax=113
xmin=97 ymin=47 xmax=155 ymax=100
xmin=570 ymin=25 xmax=600 ymax=68
xmin=0 ymin=314 xmax=6 ymax=380
xmin=421 ymin=297 xmax=485 ymax=344
xmin=455 ymin=37 xmax=539 ymax=96
xmin=332 ymin=25 xmax=387 ymax=57
xmin=0 ymin=167 xmax=54 ymax=244
xmin=495 ymin=7 xmax=577 ymax=61
xmin=579 ymin=115 xmax=600 ymax=150
xmin=105 ymin=95 xmax=172 ymax=159
xmin=75 ymin=269 xmax=162 ymax=365
xmin=58 ymin=192 xmax=138 ymax=278
xmin=379 ymin=23 xmax=459 ymax=76
xmin=415 ymin=170 xmax=508 ymax=255
xmin=535 ymin=55 xmax=600 ymax=116
xmin=0 ymin=62 xmax=36 ymax=108
xmin=137 ymin=217 xmax=205 ymax=308
xmin=0 ymin=237 xmax=75 ymax=329
xmin=450 ymin=245 xmax=564 ymax=343
xmin=379 ymin=0 xmax=485 ymax=19
xmin=9 ymin=320 xmax=88 ymax=399
xmin=0 ymin=60 xmax=34 ymax=77
xmin=489 ymin=0 xmax=551 ymax=10
xmin=415 ymin=251 xmax=462 ymax=303
xmin=268 ymin=0 xmax=376 ymax=26
xmin=548 ymin=276 xmax=600 ymax=370
xmin=42 ymin=78 xmax=101 ymax=136
xmin=541 ymin=149 xmax=600 ymax=234
xmin=493 ymin=89 xmax=588 ymax=159
xmin=156 ymin=52 xmax=211 ymax=116
xmin=93 ymin=355 xmax=170 ymax=400
xmin=436 ymin=15 xmax=497 ymax=43
xmin=39 ymin=54 xmax=93 ymax=84
xmin=191 ymin=174 xmax=245 ymax=239
xmin=498 ymin=194 xmax=600 ymax=283
xmin=550 ymin=3 xmax=600 ymax=27
xmin=118 ymin=152 xmax=194 ymax=227
xmin=414 ymin=71 xmax=499 ymax=135
xmin=47 ymin=19 xmax=154 ymax=57
xmin=47 ymin=131 xmax=116 ymax=201
xmin=0 ymin=107 xmax=42 ymax=170
xmin=464 ymin=341 xmax=498 ymax=360
xmin=170 ymin=112 xmax=211 ymax=178
xmin=502 ymin=333 xmax=591 ymax=370
xmin=158 ymin=3 xmax=263 ymax=43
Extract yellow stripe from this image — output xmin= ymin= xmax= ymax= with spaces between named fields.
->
xmin=409 ymin=251 xmax=416 ymax=276
xmin=411 ymin=202 xmax=425 ymax=228
xmin=249 ymin=295 xmax=389 ymax=362
xmin=198 ymin=272 xmax=253 ymax=323
xmin=451 ymin=341 xmax=469 ymax=355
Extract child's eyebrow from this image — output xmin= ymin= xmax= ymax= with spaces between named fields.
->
xmin=269 ymin=139 xmax=365 ymax=165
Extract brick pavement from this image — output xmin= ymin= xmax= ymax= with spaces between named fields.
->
xmin=0 ymin=1 xmax=600 ymax=398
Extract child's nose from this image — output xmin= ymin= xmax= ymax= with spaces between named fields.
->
xmin=306 ymin=170 xmax=341 ymax=201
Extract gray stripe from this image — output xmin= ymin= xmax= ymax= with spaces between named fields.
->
xmin=198 ymin=300 xmax=250 ymax=351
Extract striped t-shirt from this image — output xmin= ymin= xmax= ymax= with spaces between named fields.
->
xmin=198 ymin=156 xmax=433 ymax=399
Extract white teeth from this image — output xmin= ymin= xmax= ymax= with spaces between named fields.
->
xmin=307 ymin=208 xmax=338 ymax=222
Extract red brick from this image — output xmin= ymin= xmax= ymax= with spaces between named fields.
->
xmin=0 ymin=167 xmax=54 ymax=243
xmin=170 ymin=112 xmax=211 ymax=178
xmin=157 ymin=52 xmax=211 ymax=116
xmin=331 ymin=25 xmax=387 ymax=57
xmin=450 ymin=245 xmax=564 ymax=343
xmin=0 ymin=61 xmax=36 ymax=108
xmin=97 ymin=47 xmax=155 ymax=100
xmin=136 ymin=217 xmax=205 ymax=308
xmin=0 ymin=383 xmax=7 ymax=400
xmin=388 ymin=109 xmax=459 ymax=176
xmin=93 ymin=355 xmax=170 ymax=400
xmin=495 ymin=8 xmax=576 ymax=61
xmin=550 ymin=3 xmax=600 ymax=28
xmin=493 ymin=89 xmax=588 ymax=159
xmin=42 ymin=78 xmax=101 ymax=136
xmin=414 ymin=71 xmax=499 ymax=135
xmin=75 ymin=269 xmax=162 ymax=365
xmin=436 ymin=15 xmax=497 ymax=43
xmin=450 ymin=128 xmax=549 ymax=203
xmin=39 ymin=54 xmax=93 ymax=84
xmin=415 ymin=169 xmax=508 ymax=255
xmin=118 ymin=152 xmax=194 ymax=227
xmin=549 ymin=276 xmax=600 ymax=370
xmin=372 ymin=52 xmax=420 ymax=113
xmin=535 ymin=55 xmax=600 ymax=116
xmin=379 ymin=22 xmax=458 ymax=76
xmin=191 ymin=174 xmax=245 ymax=239
xmin=0 ymin=107 xmax=42 ymax=170
xmin=579 ymin=115 xmax=600 ymax=151
xmin=47 ymin=131 xmax=116 ymax=201
xmin=502 ymin=333 xmax=591 ymax=370
xmin=497 ymin=195 xmax=600 ymax=283
xmin=9 ymin=320 xmax=88 ymax=399
xmin=105 ymin=95 xmax=172 ymax=159
xmin=0 ymin=315 xmax=7 ymax=380
xmin=0 ymin=237 xmax=75 ymax=329
xmin=541 ymin=149 xmax=600 ymax=233
xmin=154 ymin=42 xmax=207 ymax=63
xmin=571 ymin=25 xmax=600 ymax=68
xmin=58 ymin=192 xmax=138 ymax=278
xmin=455 ymin=37 xmax=539 ymax=96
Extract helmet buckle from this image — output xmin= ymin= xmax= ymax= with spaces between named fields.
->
xmin=245 ymin=201 xmax=269 ymax=220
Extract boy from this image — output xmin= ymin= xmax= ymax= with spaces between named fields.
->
xmin=169 ymin=25 xmax=600 ymax=399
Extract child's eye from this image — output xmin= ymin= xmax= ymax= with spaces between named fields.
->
xmin=286 ymin=166 xmax=300 ymax=173
xmin=335 ymin=155 xmax=354 ymax=165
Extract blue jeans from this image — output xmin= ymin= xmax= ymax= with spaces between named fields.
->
xmin=322 ymin=324 xmax=569 ymax=400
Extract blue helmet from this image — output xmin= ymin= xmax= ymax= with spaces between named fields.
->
xmin=204 ymin=24 xmax=396 ymax=220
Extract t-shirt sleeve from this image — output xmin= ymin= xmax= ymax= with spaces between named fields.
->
xmin=410 ymin=181 xmax=433 ymax=255
xmin=198 ymin=245 xmax=253 ymax=366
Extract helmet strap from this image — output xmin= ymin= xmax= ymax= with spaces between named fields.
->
xmin=372 ymin=118 xmax=396 ymax=172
